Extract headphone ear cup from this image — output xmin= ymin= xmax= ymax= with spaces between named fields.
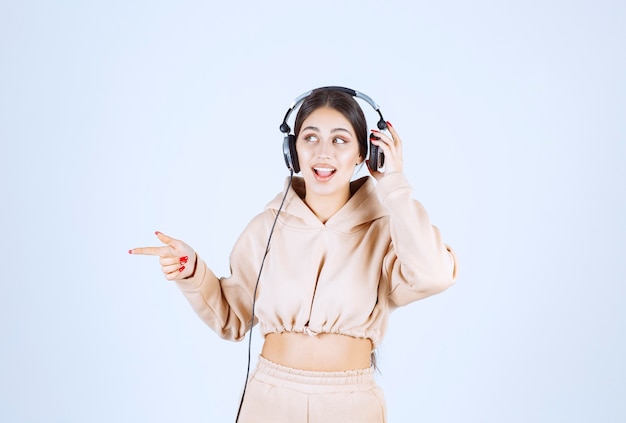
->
xmin=367 ymin=134 xmax=385 ymax=172
xmin=368 ymin=141 xmax=384 ymax=172
xmin=282 ymin=135 xmax=300 ymax=173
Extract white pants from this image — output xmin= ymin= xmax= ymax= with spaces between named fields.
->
xmin=237 ymin=356 xmax=387 ymax=423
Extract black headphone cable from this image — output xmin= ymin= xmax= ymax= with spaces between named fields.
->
xmin=234 ymin=170 xmax=293 ymax=423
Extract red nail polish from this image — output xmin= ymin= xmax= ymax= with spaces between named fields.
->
xmin=179 ymin=256 xmax=189 ymax=264
xmin=386 ymin=121 xmax=393 ymax=127
xmin=155 ymin=231 xmax=160 ymax=235
xmin=179 ymin=265 xmax=185 ymax=272
xmin=371 ymin=129 xmax=379 ymax=132
xmin=128 ymin=250 xmax=133 ymax=254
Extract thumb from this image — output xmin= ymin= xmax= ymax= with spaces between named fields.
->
xmin=155 ymin=231 xmax=175 ymax=246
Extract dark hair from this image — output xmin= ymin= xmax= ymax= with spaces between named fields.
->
xmin=293 ymin=88 xmax=368 ymax=159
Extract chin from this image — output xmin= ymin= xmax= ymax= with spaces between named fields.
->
xmin=303 ymin=171 xmax=350 ymax=195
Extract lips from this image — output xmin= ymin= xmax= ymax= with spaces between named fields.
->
xmin=312 ymin=166 xmax=336 ymax=181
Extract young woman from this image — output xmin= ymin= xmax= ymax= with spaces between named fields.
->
xmin=130 ymin=87 xmax=458 ymax=422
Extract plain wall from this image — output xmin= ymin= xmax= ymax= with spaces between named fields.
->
xmin=1 ymin=1 xmax=624 ymax=421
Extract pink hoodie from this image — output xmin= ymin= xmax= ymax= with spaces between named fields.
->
xmin=175 ymin=172 xmax=457 ymax=348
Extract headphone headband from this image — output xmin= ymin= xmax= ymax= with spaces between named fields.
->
xmin=279 ymin=86 xmax=386 ymax=134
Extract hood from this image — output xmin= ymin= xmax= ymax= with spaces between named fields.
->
xmin=264 ymin=175 xmax=388 ymax=233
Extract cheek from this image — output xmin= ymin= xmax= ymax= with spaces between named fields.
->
xmin=295 ymin=144 xmax=309 ymax=161
xmin=339 ymin=149 xmax=361 ymax=166
xmin=295 ymin=145 xmax=315 ymax=171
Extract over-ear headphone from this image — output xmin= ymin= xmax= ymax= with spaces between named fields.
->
xmin=279 ymin=86 xmax=388 ymax=173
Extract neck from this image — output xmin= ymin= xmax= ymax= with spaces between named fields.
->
xmin=304 ymin=189 xmax=350 ymax=224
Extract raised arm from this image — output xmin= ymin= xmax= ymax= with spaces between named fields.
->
xmin=129 ymin=216 xmax=272 ymax=342
xmin=369 ymin=122 xmax=458 ymax=305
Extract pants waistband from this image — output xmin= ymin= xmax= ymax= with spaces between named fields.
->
xmin=255 ymin=355 xmax=376 ymax=387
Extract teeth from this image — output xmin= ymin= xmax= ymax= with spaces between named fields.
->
xmin=314 ymin=167 xmax=335 ymax=172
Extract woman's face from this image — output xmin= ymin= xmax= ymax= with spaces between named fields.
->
xmin=296 ymin=106 xmax=363 ymax=203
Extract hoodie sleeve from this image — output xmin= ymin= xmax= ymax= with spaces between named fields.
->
xmin=173 ymin=213 xmax=271 ymax=341
xmin=376 ymin=172 xmax=458 ymax=306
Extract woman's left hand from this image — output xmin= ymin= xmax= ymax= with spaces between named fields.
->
xmin=367 ymin=121 xmax=404 ymax=180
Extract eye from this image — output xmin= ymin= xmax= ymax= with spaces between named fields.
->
xmin=303 ymin=134 xmax=318 ymax=142
xmin=333 ymin=137 xmax=348 ymax=144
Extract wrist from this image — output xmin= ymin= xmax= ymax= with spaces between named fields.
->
xmin=186 ymin=253 xmax=198 ymax=279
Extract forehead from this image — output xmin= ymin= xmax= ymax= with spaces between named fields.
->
xmin=301 ymin=107 xmax=355 ymax=132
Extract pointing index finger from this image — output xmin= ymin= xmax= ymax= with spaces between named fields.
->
xmin=129 ymin=246 xmax=169 ymax=256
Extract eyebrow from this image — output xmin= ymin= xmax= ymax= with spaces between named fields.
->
xmin=301 ymin=126 xmax=353 ymax=135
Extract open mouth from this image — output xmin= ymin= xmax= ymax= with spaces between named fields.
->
xmin=313 ymin=166 xmax=336 ymax=180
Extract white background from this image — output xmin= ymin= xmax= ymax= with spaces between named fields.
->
xmin=1 ymin=0 xmax=625 ymax=422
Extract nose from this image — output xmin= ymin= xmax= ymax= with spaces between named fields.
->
xmin=316 ymin=138 xmax=332 ymax=158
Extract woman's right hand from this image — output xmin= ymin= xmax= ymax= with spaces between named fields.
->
xmin=129 ymin=231 xmax=197 ymax=280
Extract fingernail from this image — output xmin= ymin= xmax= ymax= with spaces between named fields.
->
xmin=179 ymin=265 xmax=185 ymax=272
xmin=179 ymin=256 xmax=189 ymax=264
xmin=386 ymin=121 xmax=393 ymax=127
xmin=155 ymin=231 xmax=160 ymax=235
xmin=128 ymin=249 xmax=133 ymax=254
xmin=371 ymin=129 xmax=379 ymax=132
